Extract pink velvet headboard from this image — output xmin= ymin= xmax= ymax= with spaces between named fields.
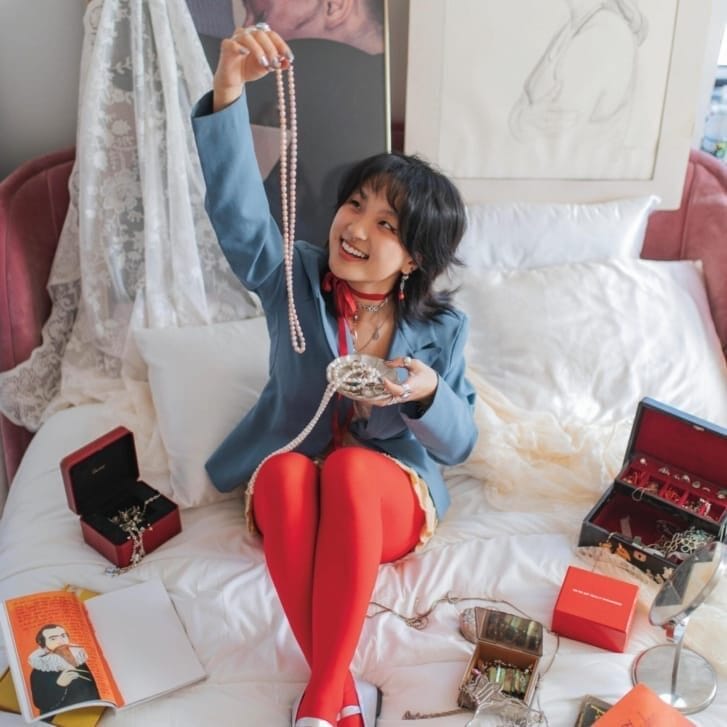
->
xmin=1 ymin=148 xmax=727 ymax=486
xmin=0 ymin=147 xmax=74 ymax=485
xmin=641 ymin=150 xmax=727 ymax=356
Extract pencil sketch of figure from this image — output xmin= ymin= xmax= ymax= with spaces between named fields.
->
xmin=509 ymin=0 xmax=648 ymax=145
xmin=28 ymin=624 xmax=100 ymax=715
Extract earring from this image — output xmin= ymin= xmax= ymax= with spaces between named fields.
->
xmin=398 ymin=272 xmax=409 ymax=301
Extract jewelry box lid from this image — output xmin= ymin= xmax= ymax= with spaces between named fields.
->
xmin=625 ymin=398 xmax=727 ymax=489
xmin=60 ymin=426 xmax=139 ymax=517
xmin=474 ymin=607 xmax=543 ymax=658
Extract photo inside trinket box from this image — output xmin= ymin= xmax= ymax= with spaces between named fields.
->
xmin=458 ymin=642 xmax=540 ymax=709
xmin=458 ymin=609 xmax=542 ymax=710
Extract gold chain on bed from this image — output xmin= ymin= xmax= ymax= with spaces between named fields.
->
xmin=366 ymin=594 xmax=557 ymax=724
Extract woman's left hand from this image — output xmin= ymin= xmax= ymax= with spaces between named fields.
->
xmin=372 ymin=356 xmax=438 ymax=408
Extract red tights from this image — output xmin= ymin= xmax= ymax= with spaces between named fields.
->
xmin=252 ymin=447 xmax=425 ymax=726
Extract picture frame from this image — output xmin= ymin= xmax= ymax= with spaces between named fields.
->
xmin=404 ymin=0 xmax=712 ymax=209
xmin=187 ymin=0 xmax=391 ymax=244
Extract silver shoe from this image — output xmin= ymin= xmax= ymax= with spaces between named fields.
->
xmin=292 ymin=690 xmax=335 ymax=727
xmin=337 ymin=678 xmax=381 ymax=726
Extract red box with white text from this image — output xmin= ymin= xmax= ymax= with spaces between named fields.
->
xmin=551 ymin=566 xmax=638 ymax=652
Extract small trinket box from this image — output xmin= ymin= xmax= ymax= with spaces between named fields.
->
xmin=573 ymin=694 xmax=612 ymax=727
xmin=552 ymin=566 xmax=638 ymax=652
xmin=579 ymin=397 xmax=727 ymax=582
xmin=458 ymin=607 xmax=542 ymax=710
xmin=60 ymin=426 xmax=181 ymax=568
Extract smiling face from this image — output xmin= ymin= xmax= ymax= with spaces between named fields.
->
xmin=232 ymin=0 xmax=385 ymax=54
xmin=328 ymin=184 xmax=416 ymax=295
xmin=234 ymin=0 xmax=325 ymax=39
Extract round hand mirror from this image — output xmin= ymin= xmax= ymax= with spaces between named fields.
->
xmin=632 ymin=540 xmax=726 ymax=714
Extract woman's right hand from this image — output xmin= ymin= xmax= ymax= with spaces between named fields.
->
xmin=213 ymin=25 xmax=294 ymax=112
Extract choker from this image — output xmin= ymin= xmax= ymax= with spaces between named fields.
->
xmin=356 ymin=297 xmax=388 ymax=315
xmin=322 ymin=272 xmax=393 ymax=320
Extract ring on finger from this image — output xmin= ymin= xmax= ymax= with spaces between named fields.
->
xmin=401 ymin=383 xmax=412 ymax=400
xmin=403 ymin=356 xmax=412 ymax=368
xmin=255 ymin=21 xmax=271 ymax=31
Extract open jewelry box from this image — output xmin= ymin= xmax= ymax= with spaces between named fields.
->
xmin=579 ymin=397 xmax=727 ymax=583
xmin=457 ymin=607 xmax=543 ymax=710
xmin=60 ymin=426 xmax=181 ymax=569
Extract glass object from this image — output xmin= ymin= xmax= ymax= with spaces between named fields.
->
xmin=632 ymin=540 xmax=726 ymax=714
xmin=461 ymin=674 xmax=546 ymax=726
xmin=701 ymin=86 xmax=727 ymax=160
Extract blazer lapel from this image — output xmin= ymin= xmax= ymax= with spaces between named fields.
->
xmin=388 ymin=318 xmax=442 ymax=367
xmin=298 ymin=245 xmax=339 ymax=357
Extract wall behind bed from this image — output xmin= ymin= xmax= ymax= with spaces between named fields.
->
xmin=0 ymin=0 xmax=85 ymax=180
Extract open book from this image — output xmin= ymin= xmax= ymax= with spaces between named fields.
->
xmin=0 ymin=579 xmax=206 ymax=723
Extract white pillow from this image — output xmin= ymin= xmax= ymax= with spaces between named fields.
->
xmin=458 ymin=196 xmax=659 ymax=272
xmin=456 ymin=259 xmax=727 ymax=426
xmin=134 ymin=318 xmax=269 ymax=507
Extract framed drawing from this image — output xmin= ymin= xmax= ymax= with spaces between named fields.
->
xmin=405 ymin=0 xmax=712 ymax=209
xmin=186 ymin=0 xmax=391 ymax=244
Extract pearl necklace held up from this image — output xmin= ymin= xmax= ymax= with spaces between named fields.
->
xmin=275 ymin=64 xmax=305 ymax=353
xmin=245 ymin=52 xmax=396 ymax=492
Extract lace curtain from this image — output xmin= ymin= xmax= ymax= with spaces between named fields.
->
xmin=0 ymin=0 xmax=259 ymax=450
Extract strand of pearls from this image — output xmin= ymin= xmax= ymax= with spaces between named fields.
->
xmin=275 ymin=65 xmax=305 ymax=353
xmin=246 ymin=355 xmax=390 ymax=491
xmin=247 ymin=383 xmax=338 ymax=492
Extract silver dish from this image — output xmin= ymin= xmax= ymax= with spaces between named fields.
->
xmin=326 ymin=354 xmax=397 ymax=402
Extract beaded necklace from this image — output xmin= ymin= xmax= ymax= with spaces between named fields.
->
xmin=243 ymin=60 xmax=397 ymax=491
xmin=275 ymin=65 xmax=305 ymax=353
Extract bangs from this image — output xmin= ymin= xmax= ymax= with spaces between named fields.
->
xmin=337 ymin=155 xmax=412 ymax=213
xmin=361 ymin=172 xmax=408 ymax=218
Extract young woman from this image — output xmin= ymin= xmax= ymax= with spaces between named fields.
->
xmin=192 ymin=24 xmax=477 ymax=727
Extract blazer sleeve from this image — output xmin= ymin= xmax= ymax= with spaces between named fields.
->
xmin=401 ymin=313 xmax=478 ymax=465
xmin=191 ymin=91 xmax=283 ymax=298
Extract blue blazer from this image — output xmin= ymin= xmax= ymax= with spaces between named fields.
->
xmin=191 ymin=92 xmax=477 ymax=519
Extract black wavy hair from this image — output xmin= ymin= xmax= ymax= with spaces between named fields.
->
xmin=334 ymin=152 xmax=466 ymax=321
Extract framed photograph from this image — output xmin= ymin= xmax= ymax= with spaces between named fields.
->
xmin=186 ymin=0 xmax=391 ymax=244
xmin=405 ymin=0 xmax=712 ymax=209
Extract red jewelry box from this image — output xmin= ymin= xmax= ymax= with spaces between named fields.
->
xmin=551 ymin=566 xmax=638 ymax=652
xmin=60 ymin=426 xmax=181 ymax=568
xmin=578 ymin=397 xmax=727 ymax=583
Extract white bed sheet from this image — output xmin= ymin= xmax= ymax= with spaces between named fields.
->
xmin=0 ymin=404 xmax=725 ymax=727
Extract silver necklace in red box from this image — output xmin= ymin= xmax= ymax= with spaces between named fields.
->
xmin=106 ymin=493 xmax=161 ymax=576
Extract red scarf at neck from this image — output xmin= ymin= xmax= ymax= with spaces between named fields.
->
xmin=321 ymin=272 xmax=391 ymax=447
xmin=321 ymin=272 xmax=390 ymax=355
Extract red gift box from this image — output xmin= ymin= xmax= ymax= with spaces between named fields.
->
xmin=60 ymin=426 xmax=181 ymax=568
xmin=552 ymin=566 xmax=638 ymax=652
xmin=579 ymin=398 xmax=727 ymax=582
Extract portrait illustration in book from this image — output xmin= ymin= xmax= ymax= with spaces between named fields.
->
xmin=28 ymin=623 xmax=100 ymax=715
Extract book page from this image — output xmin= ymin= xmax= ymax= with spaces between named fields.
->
xmin=85 ymin=579 xmax=205 ymax=707
xmin=594 ymin=682 xmax=693 ymax=726
xmin=1 ymin=591 xmax=122 ymax=721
